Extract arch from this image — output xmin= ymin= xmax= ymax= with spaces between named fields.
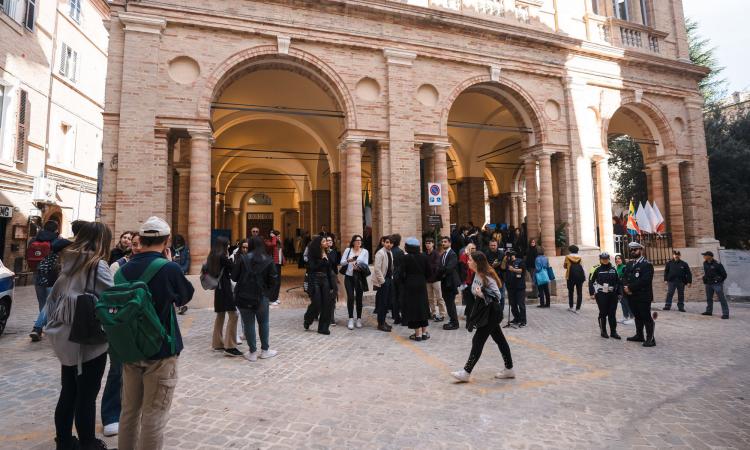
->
xmin=219 ymin=163 xmax=308 ymax=203
xmin=440 ymin=74 xmax=548 ymax=144
xmin=601 ymin=95 xmax=676 ymax=159
xmin=483 ymin=168 xmax=500 ymax=196
xmin=199 ymin=45 xmax=357 ymax=130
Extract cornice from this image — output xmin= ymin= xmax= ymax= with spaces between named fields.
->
xmin=116 ymin=11 xmax=166 ymax=34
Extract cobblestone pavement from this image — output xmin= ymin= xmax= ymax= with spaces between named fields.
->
xmin=1 ymin=280 xmax=749 ymax=449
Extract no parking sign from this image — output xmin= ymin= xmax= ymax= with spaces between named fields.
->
xmin=428 ymin=183 xmax=443 ymax=206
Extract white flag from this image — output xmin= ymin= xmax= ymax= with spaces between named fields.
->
xmin=636 ymin=202 xmax=653 ymax=233
xmin=652 ymin=202 xmax=666 ymax=234
xmin=644 ymin=201 xmax=659 ymax=234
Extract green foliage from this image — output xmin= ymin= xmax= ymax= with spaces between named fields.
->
xmin=607 ymin=136 xmax=647 ymax=206
xmin=705 ymin=108 xmax=750 ymax=249
xmin=686 ymin=18 xmax=727 ymax=106
xmin=555 ymin=222 xmax=568 ymax=249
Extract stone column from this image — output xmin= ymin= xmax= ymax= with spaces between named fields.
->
xmin=175 ymin=167 xmax=190 ymax=238
xmin=538 ymin=152 xmax=556 ymax=252
xmin=508 ymin=193 xmax=517 ymax=227
xmin=421 ymin=145 xmax=434 ymax=234
xmin=685 ymin=98 xmax=716 ymax=242
xmin=646 ymin=162 xmax=666 ymax=214
xmin=370 ymin=146 xmax=381 ymax=245
xmin=524 ymin=157 xmax=539 ymax=241
xmin=376 ymin=141 xmax=391 ymax=236
xmin=330 ymin=172 xmax=341 ymax=239
xmin=231 ymin=210 xmax=241 ymax=242
xmin=188 ymin=130 xmax=212 ymax=274
xmin=341 ymin=139 xmax=363 ymax=241
xmin=432 ymin=143 xmax=451 ymax=233
xmin=237 ymin=210 xmax=245 ymax=241
xmin=311 ymin=189 xmax=331 ymax=233
xmin=489 ymin=195 xmax=502 ymax=223
xmin=593 ymin=156 xmax=615 ymax=253
xmin=415 ymin=142 xmax=425 ymax=238
xmin=503 ymin=194 xmax=512 ymax=225
xmin=299 ymin=201 xmax=312 ymax=234
xmin=666 ymin=160 xmax=687 ymax=248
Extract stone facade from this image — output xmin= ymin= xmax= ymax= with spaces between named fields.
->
xmin=100 ymin=0 xmax=718 ymax=273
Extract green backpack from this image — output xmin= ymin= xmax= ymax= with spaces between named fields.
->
xmin=96 ymin=258 xmax=175 ymax=363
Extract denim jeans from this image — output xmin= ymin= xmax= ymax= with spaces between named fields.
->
xmin=619 ymin=294 xmax=633 ymax=319
xmin=665 ymin=281 xmax=685 ymax=307
xmin=705 ymin=283 xmax=729 ymax=316
xmin=101 ymin=353 xmax=122 ymax=426
xmin=33 ymin=284 xmax=50 ymax=330
xmin=239 ymin=297 xmax=270 ymax=353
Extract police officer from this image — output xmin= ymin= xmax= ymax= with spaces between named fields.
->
xmin=623 ymin=242 xmax=656 ymax=347
xmin=588 ymin=252 xmax=622 ymax=339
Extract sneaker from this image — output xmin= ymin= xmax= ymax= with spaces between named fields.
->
xmin=177 ymin=305 xmax=188 ymax=315
xmin=434 ymin=315 xmax=445 ymax=322
xmin=29 ymin=328 xmax=41 ymax=342
xmin=213 ymin=347 xmax=225 ymax=352
xmin=574 ymin=309 xmax=580 ymax=314
xmin=224 ymin=348 xmax=244 ymax=357
xmin=701 ymin=311 xmax=712 ymax=316
xmin=443 ymin=322 xmax=459 ymax=330
xmin=642 ymin=338 xmax=656 ymax=347
xmin=721 ymin=315 xmax=729 ymax=320
xmin=451 ymin=369 xmax=471 ymax=383
xmin=103 ymin=422 xmax=119 ymax=437
xmin=495 ymin=368 xmax=516 ymax=379
xmin=355 ymin=318 xmax=363 ymax=328
xmin=568 ymin=307 xmax=574 ymax=313
xmin=260 ymin=349 xmax=278 ymax=359
xmin=624 ymin=319 xmax=635 ymax=325
xmin=518 ymin=322 xmax=527 ymax=328
xmin=245 ymin=351 xmax=259 ymax=362
xmin=347 ymin=318 xmax=355 ymax=330
xmin=377 ymin=323 xmax=392 ymax=332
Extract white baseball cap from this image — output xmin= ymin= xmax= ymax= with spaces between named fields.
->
xmin=139 ymin=216 xmax=171 ymax=237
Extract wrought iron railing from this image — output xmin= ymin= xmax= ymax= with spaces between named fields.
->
xmin=614 ymin=233 xmax=673 ymax=266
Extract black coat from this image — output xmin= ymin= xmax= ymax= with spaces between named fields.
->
xmin=702 ymin=260 xmax=727 ymax=285
xmin=664 ymin=259 xmax=692 ymax=284
xmin=398 ymin=252 xmax=432 ymax=325
xmin=623 ymin=258 xmax=654 ymax=303
xmin=231 ymin=251 xmax=277 ymax=309
xmin=437 ymin=249 xmax=461 ymax=293
xmin=213 ymin=255 xmax=236 ymax=313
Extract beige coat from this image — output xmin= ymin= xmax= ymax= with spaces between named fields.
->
xmin=372 ymin=247 xmax=391 ymax=287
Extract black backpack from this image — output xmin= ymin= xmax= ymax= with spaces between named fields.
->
xmin=234 ymin=255 xmax=266 ymax=309
xmin=569 ymin=260 xmax=586 ymax=283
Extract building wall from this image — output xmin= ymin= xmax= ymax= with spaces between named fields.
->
xmin=0 ymin=0 xmax=109 ymax=267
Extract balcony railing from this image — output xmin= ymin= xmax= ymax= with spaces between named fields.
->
xmin=405 ymin=0 xmax=542 ymax=25
xmin=585 ymin=14 xmax=664 ymax=54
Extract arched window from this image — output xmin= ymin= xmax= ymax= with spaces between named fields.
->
xmin=249 ymin=193 xmax=272 ymax=205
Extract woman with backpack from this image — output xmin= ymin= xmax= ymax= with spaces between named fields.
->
xmin=44 ymin=221 xmax=113 ymax=450
xmin=207 ymin=236 xmax=242 ymax=357
xmin=564 ymin=245 xmax=586 ymax=313
xmin=339 ymin=234 xmax=369 ymax=330
xmin=232 ymin=236 xmax=278 ymax=361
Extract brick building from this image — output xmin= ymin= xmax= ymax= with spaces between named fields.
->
xmin=0 ymin=0 xmax=109 ymax=269
xmin=100 ymin=0 xmax=719 ymax=274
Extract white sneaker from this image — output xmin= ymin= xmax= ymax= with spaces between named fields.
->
xmin=347 ymin=318 xmax=355 ymax=330
xmin=495 ymin=368 xmax=516 ymax=379
xmin=574 ymin=309 xmax=580 ymax=314
xmin=451 ymin=369 xmax=471 ymax=383
xmin=260 ymin=349 xmax=278 ymax=359
xmin=245 ymin=351 xmax=258 ymax=362
xmin=355 ymin=318 xmax=363 ymax=328
xmin=568 ymin=307 xmax=574 ymax=312
xmin=103 ymin=422 xmax=119 ymax=437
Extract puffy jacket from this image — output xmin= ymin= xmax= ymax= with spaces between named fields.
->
xmin=664 ymin=259 xmax=692 ymax=284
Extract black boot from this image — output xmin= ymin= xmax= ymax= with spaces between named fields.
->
xmin=609 ymin=317 xmax=621 ymax=339
xmin=599 ymin=318 xmax=609 ymax=338
xmin=643 ymin=321 xmax=656 ymax=347
xmin=55 ymin=436 xmax=80 ymax=450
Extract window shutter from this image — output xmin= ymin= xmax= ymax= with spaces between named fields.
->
xmin=71 ymin=50 xmax=78 ymax=82
xmin=24 ymin=0 xmax=36 ymax=31
xmin=59 ymin=43 xmax=68 ymax=77
xmin=15 ymin=89 xmax=28 ymax=163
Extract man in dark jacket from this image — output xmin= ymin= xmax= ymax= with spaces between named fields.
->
xmin=437 ymin=236 xmax=461 ymax=330
xmin=700 ymin=251 xmax=729 ymax=319
xmin=663 ymin=250 xmax=691 ymax=312
xmin=505 ymin=250 xmax=527 ymax=327
xmin=390 ymin=234 xmax=404 ymax=325
xmin=589 ymin=252 xmax=622 ymax=339
xmin=484 ymin=240 xmax=504 ymax=280
xmin=623 ymin=242 xmax=656 ymax=347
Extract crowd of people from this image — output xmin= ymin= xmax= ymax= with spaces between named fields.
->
xmin=18 ymin=216 xmax=732 ymax=449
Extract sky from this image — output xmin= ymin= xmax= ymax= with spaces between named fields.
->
xmin=682 ymin=0 xmax=749 ymax=95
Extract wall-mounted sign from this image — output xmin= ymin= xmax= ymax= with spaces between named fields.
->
xmin=0 ymin=205 xmax=12 ymax=218
xmin=427 ymin=183 xmax=443 ymax=206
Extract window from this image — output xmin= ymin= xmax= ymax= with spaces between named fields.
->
xmin=612 ymin=0 xmax=628 ymax=20
xmin=640 ymin=0 xmax=651 ymax=26
xmin=591 ymin=0 xmax=600 ymax=15
xmin=68 ymin=0 xmax=81 ymax=23
xmin=59 ymin=43 xmax=79 ymax=83
xmin=15 ymin=89 xmax=28 ymax=162
xmin=23 ymin=0 xmax=34 ymax=30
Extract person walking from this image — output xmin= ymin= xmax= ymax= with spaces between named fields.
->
xmin=623 ymin=242 xmax=656 ymax=347
xmin=505 ymin=250 xmax=527 ymax=327
xmin=326 ymin=235 xmax=340 ymax=326
xmin=372 ymin=236 xmax=395 ymax=332
xmin=615 ymin=254 xmax=634 ymax=324
xmin=701 ymin=251 xmax=729 ymax=319
xmin=340 ymin=234 xmax=370 ymax=330
xmin=437 ymin=236 xmax=461 ymax=330
xmin=398 ymin=237 xmax=432 ymax=341
xmin=459 ymin=242 xmax=477 ymax=320
xmin=265 ymin=230 xmax=284 ymax=306
xmin=564 ymin=245 xmax=586 ymax=313
xmin=451 ymin=251 xmax=514 ymax=383
xmin=588 ymin=252 xmax=622 ymax=339
xmin=117 ymin=216 xmax=194 ymax=450
xmin=207 ymin=236 xmax=242 ymax=357
xmin=232 ymin=236 xmax=279 ymax=362
xmin=534 ymin=247 xmax=552 ymax=308
xmin=663 ymin=250 xmax=691 ymax=312
xmin=303 ymin=236 xmax=335 ymax=335
xmin=45 ymin=222 xmax=113 ymax=450
xmin=524 ymin=239 xmax=539 ymax=299
xmin=424 ymin=238 xmax=447 ymax=322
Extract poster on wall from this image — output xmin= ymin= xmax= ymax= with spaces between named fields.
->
xmin=718 ymin=249 xmax=750 ymax=300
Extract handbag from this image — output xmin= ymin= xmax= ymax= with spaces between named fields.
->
xmin=535 ymin=268 xmax=550 ymax=286
xmin=547 ymin=266 xmax=556 ymax=281
xmin=200 ymin=263 xmax=223 ymax=290
xmin=69 ymin=265 xmax=108 ymax=345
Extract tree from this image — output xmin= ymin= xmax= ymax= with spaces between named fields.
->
xmin=686 ymin=18 xmax=727 ymax=106
xmin=608 ymin=136 xmax=647 ymax=207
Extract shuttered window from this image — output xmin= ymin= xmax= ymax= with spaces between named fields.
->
xmin=15 ymin=89 xmax=28 ymax=163
xmin=24 ymin=0 xmax=35 ymax=31
xmin=69 ymin=0 xmax=81 ymax=23
xmin=59 ymin=43 xmax=79 ymax=83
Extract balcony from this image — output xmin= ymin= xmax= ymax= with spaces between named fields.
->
xmin=585 ymin=14 xmax=667 ymax=55
xmin=401 ymin=0 xmax=545 ymax=26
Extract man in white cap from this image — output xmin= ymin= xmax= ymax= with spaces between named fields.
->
xmin=118 ymin=216 xmax=195 ymax=450
xmin=622 ymin=242 xmax=656 ymax=347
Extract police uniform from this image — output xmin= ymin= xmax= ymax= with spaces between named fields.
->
xmin=588 ymin=257 xmax=622 ymax=339
xmin=623 ymin=247 xmax=656 ymax=346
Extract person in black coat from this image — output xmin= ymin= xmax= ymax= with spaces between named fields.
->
xmin=524 ymin=239 xmax=539 ymax=299
xmin=232 ymin=236 xmax=278 ymax=360
xmin=398 ymin=237 xmax=432 ymax=341
xmin=588 ymin=252 xmax=622 ymax=339
xmin=701 ymin=251 xmax=729 ymax=318
xmin=207 ymin=236 xmax=241 ymax=356
xmin=437 ymin=236 xmax=461 ymax=330
xmin=390 ymin=234 xmax=405 ymax=325
xmin=303 ymin=236 xmax=336 ymax=335
xmin=663 ymin=250 xmax=692 ymax=312
xmin=623 ymin=242 xmax=656 ymax=347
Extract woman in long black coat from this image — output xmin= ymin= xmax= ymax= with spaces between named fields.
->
xmin=207 ymin=236 xmax=240 ymax=356
xmin=399 ymin=237 xmax=432 ymax=341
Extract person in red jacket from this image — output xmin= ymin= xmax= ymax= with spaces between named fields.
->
xmin=264 ymin=230 xmax=284 ymax=306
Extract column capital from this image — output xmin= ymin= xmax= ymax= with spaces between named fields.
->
xmin=338 ymin=139 xmax=363 ymax=153
xmin=154 ymin=127 xmax=170 ymax=139
xmin=663 ymin=157 xmax=690 ymax=167
xmin=174 ymin=166 xmax=190 ymax=176
xmin=190 ymin=128 xmax=213 ymax=142
xmin=383 ymin=48 xmax=417 ymax=66
xmin=118 ymin=12 xmax=166 ymax=35
xmin=644 ymin=161 xmax=663 ymax=171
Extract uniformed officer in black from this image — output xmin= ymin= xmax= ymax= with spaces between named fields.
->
xmin=588 ymin=252 xmax=622 ymax=339
xmin=623 ymin=242 xmax=656 ymax=347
